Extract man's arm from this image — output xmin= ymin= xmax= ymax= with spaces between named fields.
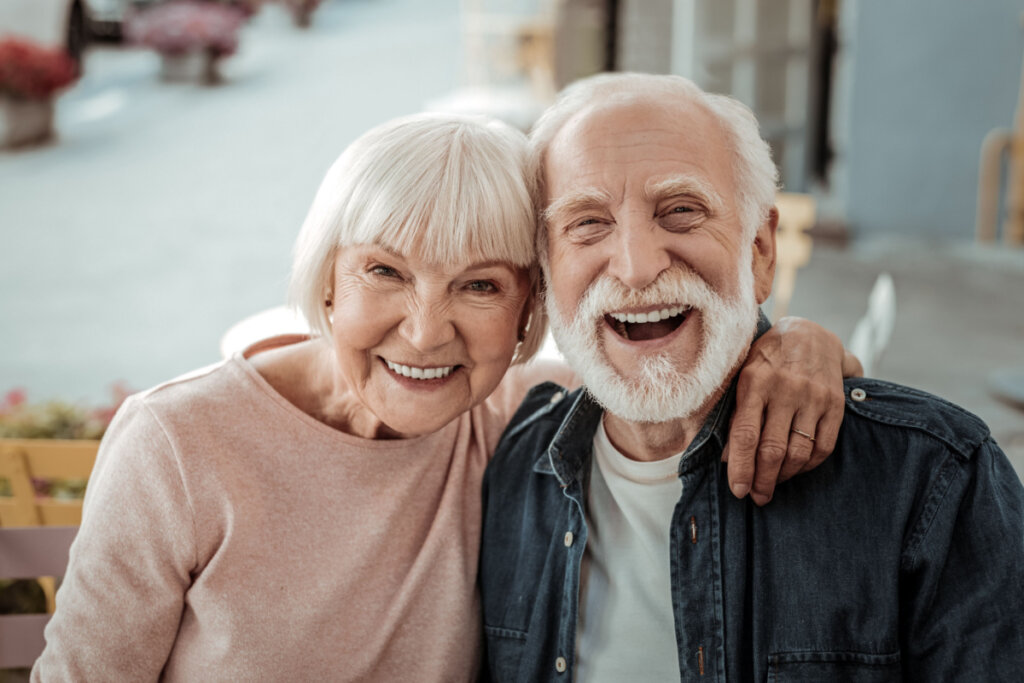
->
xmin=900 ymin=438 xmax=1024 ymax=680
xmin=725 ymin=316 xmax=860 ymax=505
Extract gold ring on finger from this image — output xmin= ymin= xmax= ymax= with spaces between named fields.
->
xmin=791 ymin=427 xmax=816 ymax=442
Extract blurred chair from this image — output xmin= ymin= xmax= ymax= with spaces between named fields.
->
xmin=975 ymin=12 xmax=1024 ymax=245
xmin=219 ymin=306 xmax=310 ymax=359
xmin=0 ymin=440 xmax=97 ymax=528
xmin=772 ymin=192 xmax=816 ymax=320
xmin=425 ymin=0 xmax=557 ymax=130
xmin=847 ymin=273 xmax=896 ymax=378
xmin=0 ymin=526 xmax=78 ymax=669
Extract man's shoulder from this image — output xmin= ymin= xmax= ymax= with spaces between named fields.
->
xmin=841 ymin=377 xmax=991 ymax=459
xmin=489 ymin=381 xmax=582 ymax=472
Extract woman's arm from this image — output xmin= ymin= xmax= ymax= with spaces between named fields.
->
xmin=32 ymin=397 xmax=194 ymax=681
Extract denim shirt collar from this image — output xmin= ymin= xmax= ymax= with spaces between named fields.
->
xmin=533 ymin=311 xmax=772 ymax=485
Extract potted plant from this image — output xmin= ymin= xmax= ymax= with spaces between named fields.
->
xmin=280 ymin=0 xmax=323 ymax=28
xmin=127 ymin=0 xmax=248 ymax=84
xmin=0 ymin=38 xmax=79 ymax=149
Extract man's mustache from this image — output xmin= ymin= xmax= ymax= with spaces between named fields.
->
xmin=555 ymin=267 xmax=721 ymax=328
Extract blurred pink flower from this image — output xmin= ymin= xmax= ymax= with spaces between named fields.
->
xmin=1 ymin=388 xmax=27 ymax=412
xmin=127 ymin=1 xmax=246 ymax=57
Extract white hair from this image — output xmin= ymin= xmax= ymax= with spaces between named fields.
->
xmin=529 ymin=72 xmax=779 ymax=253
xmin=289 ymin=112 xmax=547 ymax=364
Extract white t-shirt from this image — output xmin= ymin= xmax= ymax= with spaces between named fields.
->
xmin=575 ymin=419 xmax=684 ymax=682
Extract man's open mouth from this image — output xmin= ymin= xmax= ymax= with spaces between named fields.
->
xmin=605 ymin=305 xmax=691 ymax=341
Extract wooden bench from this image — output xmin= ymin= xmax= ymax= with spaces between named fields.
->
xmin=0 ymin=526 xmax=78 ymax=669
xmin=0 ymin=439 xmax=98 ymax=527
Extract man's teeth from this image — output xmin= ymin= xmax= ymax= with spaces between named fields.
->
xmin=385 ymin=360 xmax=454 ymax=380
xmin=609 ymin=305 xmax=689 ymax=324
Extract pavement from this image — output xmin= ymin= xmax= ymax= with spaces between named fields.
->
xmin=0 ymin=0 xmax=1022 ymax=478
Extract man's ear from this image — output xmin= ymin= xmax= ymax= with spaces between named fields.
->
xmin=751 ymin=206 xmax=778 ymax=304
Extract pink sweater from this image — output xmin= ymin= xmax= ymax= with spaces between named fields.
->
xmin=33 ymin=354 xmax=571 ymax=681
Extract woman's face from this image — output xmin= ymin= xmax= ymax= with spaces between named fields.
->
xmin=329 ymin=244 xmax=532 ymax=438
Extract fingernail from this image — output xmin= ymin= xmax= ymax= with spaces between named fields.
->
xmin=731 ymin=482 xmax=749 ymax=498
xmin=750 ymin=492 xmax=772 ymax=506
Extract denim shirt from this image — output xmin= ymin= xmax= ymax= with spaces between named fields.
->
xmin=479 ymin=374 xmax=1024 ymax=681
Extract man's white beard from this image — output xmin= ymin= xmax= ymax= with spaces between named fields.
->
xmin=545 ymin=255 xmax=760 ymax=424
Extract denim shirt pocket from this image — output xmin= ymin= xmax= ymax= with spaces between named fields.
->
xmin=767 ymin=650 xmax=901 ymax=682
xmin=483 ymin=625 xmax=528 ymax=681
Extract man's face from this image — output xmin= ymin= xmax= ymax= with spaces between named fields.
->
xmin=541 ymin=96 xmax=776 ymax=423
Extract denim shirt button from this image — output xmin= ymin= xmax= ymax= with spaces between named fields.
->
xmin=550 ymin=391 xmax=564 ymax=403
xmin=555 ymin=656 xmax=567 ymax=673
xmin=563 ymin=531 xmax=574 ymax=547
xmin=851 ymin=388 xmax=867 ymax=402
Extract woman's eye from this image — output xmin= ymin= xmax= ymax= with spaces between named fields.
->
xmin=370 ymin=265 xmax=400 ymax=278
xmin=467 ymin=280 xmax=498 ymax=293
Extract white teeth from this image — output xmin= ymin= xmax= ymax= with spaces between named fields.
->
xmin=384 ymin=359 xmax=454 ymax=380
xmin=609 ymin=305 xmax=689 ymax=324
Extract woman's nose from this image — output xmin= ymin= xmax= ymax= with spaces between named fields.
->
xmin=399 ymin=300 xmax=456 ymax=351
xmin=606 ymin=221 xmax=672 ymax=291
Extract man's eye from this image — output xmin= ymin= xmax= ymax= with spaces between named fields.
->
xmin=564 ymin=218 xmax=611 ymax=245
xmin=659 ymin=205 xmax=703 ymax=231
xmin=467 ymin=280 xmax=497 ymax=293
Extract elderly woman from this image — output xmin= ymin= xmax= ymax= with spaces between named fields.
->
xmin=34 ymin=113 xmax=850 ymax=681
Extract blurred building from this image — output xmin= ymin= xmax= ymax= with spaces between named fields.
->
xmin=597 ymin=0 xmax=1024 ymax=241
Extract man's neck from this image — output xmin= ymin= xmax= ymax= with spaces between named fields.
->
xmin=602 ymin=384 xmax=728 ymax=463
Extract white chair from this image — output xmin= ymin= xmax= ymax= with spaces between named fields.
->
xmin=847 ymin=273 xmax=896 ymax=377
xmin=219 ymin=306 xmax=310 ymax=359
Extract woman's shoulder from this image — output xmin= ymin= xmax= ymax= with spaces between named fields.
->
xmin=480 ymin=358 xmax=578 ymax=429
xmin=133 ymin=358 xmax=247 ymax=414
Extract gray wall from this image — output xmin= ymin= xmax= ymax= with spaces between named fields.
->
xmin=840 ymin=0 xmax=1023 ymax=239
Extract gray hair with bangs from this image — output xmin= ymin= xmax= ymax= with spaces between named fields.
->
xmin=289 ymin=112 xmax=547 ymax=363
xmin=528 ymin=72 xmax=779 ymax=256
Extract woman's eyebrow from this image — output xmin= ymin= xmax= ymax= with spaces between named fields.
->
xmin=542 ymin=187 xmax=613 ymax=225
xmin=643 ymin=175 xmax=724 ymax=212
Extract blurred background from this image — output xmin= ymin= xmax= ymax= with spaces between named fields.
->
xmin=0 ymin=0 xmax=1022 ymax=474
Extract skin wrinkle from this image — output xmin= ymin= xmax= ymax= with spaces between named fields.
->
xmin=642 ymin=174 xmax=725 ymax=216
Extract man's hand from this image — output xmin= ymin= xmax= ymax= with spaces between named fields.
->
xmin=723 ymin=317 xmax=861 ymax=505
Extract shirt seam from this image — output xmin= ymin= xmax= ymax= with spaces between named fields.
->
xmin=900 ymin=446 xmax=964 ymax=573
xmin=137 ymin=397 xmax=200 ymax=572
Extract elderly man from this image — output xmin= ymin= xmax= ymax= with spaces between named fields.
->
xmin=479 ymin=73 xmax=1024 ymax=682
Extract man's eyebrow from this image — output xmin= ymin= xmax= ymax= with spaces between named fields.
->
xmin=643 ymin=175 xmax=724 ymax=213
xmin=542 ymin=187 xmax=613 ymax=225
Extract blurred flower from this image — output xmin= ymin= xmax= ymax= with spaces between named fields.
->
xmin=0 ymin=39 xmax=79 ymax=101
xmin=127 ymin=1 xmax=247 ymax=57
xmin=0 ymin=383 xmax=132 ymax=440
xmin=1 ymin=388 xmax=27 ymax=413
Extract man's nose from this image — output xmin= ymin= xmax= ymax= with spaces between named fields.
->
xmin=606 ymin=219 xmax=672 ymax=290
xmin=399 ymin=298 xmax=456 ymax=351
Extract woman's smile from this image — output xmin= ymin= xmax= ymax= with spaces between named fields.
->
xmin=382 ymin=358 xmax=458 ymax=380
